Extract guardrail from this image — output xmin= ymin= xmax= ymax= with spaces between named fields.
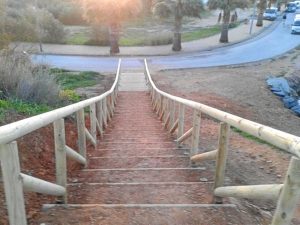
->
xmin=0 ymin=59 xmax=122 ymax=225
xmin=144 ymin=59 xmax=300 ymax=225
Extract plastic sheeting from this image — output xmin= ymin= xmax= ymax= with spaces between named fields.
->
xmin=267 ymin=76 xmax=300 ymax=116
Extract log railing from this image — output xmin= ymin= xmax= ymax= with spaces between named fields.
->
xmin=0 ymin=59 xmax=122 ymax=225
xmin=144 ymin=59 xmax=300 ymax=225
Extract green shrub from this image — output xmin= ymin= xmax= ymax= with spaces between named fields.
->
xmin=59 ymin=89 xmax=81 ymax=102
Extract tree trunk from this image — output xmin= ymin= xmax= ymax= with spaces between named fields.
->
xmin=172 ymin=0 xmax=183 ymax=51
xmin=256 ymin=0 xmax=266 ymax=27
xmin=109 ymin=23 xmax=120 ymax=54
xmin=219 ymin=4 xmax=230 ymax=43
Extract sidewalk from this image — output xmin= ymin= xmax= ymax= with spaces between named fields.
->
xmin=13 ymin=20 xmax=273 ymax=57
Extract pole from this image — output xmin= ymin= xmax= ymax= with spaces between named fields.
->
xmin=249 ymin=1 xmax=256 ymax=34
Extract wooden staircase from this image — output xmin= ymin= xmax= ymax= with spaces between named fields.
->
xmin=33 ymin=91 xmax=246 ymax=225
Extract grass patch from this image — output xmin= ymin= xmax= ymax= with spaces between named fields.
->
xmin=182 ymin=26 xmax=221 ymax=42
xmin=51 ymin=69 xmax=100 ymax=90
xmin=66 ymin=33 xmax=90 ymax=45
xmin=0 ymin=99 xmax=51 ymax=117
xmin=231 ymin=127 xmax=275 ymax=147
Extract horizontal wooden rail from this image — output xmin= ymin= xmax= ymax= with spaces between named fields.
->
xmin=144 ymin=59 xmax=300 ymax=157
xmin=191 ymin=150 xmax=217 ymax=163
xmin=85 ymin=128 xmax=97 ymax=147
xmin=21 ymin=173 xmax=66 ymax=196
xmin=0 ymin=59 xmax=121 ymax=145
xmin=214 ymin=184 xmax=283 ymax=201
xmin=65 ymin=145 xmax=87 ymax=166
xmin=176 ymin=128 xmax=193 ymax=144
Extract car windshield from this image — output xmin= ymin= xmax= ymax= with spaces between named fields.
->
xmin=287 ymin=3 xmax=296 ymax=7
xmin=294 ymin=20 xmax=300 ymax=26
xmin=265 ymin=9 xmax=276 ymax=13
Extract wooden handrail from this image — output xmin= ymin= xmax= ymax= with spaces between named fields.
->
xmin=0 ymin=59 xmax=122 ymax=145
xmin=144 ymin=59 xmax=300 ymax=158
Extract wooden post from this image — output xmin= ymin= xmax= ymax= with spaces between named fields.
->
xmin=169 ymin=100 xmax=175 ymax=131
xmin=0 ymin=142 xmax=27 ymax=225
xmin=177 ymin=103 xmax=185 ymax=142
xmin=271 ymin=157 xmax=300 ymax=225
xmin=89 ymin=103 xmax=97 ymax=142
xmin=213 ymin=122 xmax=230 ymax=204
xmin=76 ymin=109 xmax=86 ymax=159
xmin=102 ymin=99 xmax=108 ymax=128
xmin=191 ymin=110 xmax=201 ymax=156
xmin=53 ymin=119 xmax=67 ymax=203
xmin=96 ymin=101 xmax=103 ymax=137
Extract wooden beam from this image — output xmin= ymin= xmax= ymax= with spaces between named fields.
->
xmin=164 ymin=113 xmax=171 ymax=129
xmin=90 ymin=103 xmax=97 ymax=141
xmin=214 ymin=184 xmax=283 ymax=201
xmin=53 ymin=119 xmax=67 ymax=203
xmin=0 ymin=142 xmax=27 ymax=225
xmin=177 ymin=103 xmax=185 ymax=141
xmin=85 ymin=128 xmax=97 ymax=147
xmin=271 ymin=157 xmax=300 ymax=225
xmin=191 ymin=150 xmax=217 ymax=163
xmin=96 ymin=101 xmax=104 ymax=137
xmin=21 ymin=173 xmax=66 ymax=196
xmin=191 ymin=110 xmax=201 ymax=156
xmin=176 ymin=127 xmax=193 ymax=144
xmin=65 ymin=145 xmax=87 ymax=166
xmin=76 ymin=109 xmax=86 ymax=159
xmin=170 ymin=119 xmax=179 ymax=134
xmin=213 ymin=122 xmax=230 ymax=204
xmin=169 ymin=100 xmax=176 ymax=131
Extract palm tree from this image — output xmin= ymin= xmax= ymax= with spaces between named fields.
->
xmin=153 ymin=0 xmax=204 ymax=51
xmin=256 ymin=0 xmax=266 ymax=26
xmin=207 ymin=0 xmax=249 ymax=43
xmin=81 ymin=0 xmax=142 ymax=54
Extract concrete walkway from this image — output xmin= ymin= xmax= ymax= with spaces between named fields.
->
xmin=14 ymin=20 xmax=272 ymax=57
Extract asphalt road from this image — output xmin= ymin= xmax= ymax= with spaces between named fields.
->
xmin=32 ymin=14 xmax=300 ymax=73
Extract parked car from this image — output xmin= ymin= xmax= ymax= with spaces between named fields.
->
xmin=263 ymin=8 xmax=277 ymax=20
xmin=294 ymin=1 xmax=300 ymax=8
xmin=291 ymin=19 xmax=300 ymax=34
xmin=286 ymin=2 xmax=297 ymax=12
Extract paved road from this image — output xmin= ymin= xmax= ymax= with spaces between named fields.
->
xmin=33 ymin=14 xmax=300 ymax=72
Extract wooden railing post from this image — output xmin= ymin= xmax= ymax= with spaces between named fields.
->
xmin=191 ymin=110 xmax=201 ymax=156
xmin=169 ymin=100 xmax=175 ymax=131
xmin=96 ymin=101 xmax=104 ymax=137
xmin=53 ymin=119 xmax=67 ymax=203
xmin=89 ymin=103 xmax=97 ymax=142
xmin=102 ymin=98 xmax=108 ymax=128
xmin=271 ymin=156 xmax=300 ymax=225
xmin=0 ymin=141 xmax=27 ymax=225
xmin=213 ymin=122 xmax=230 ymax=204
xmin=177 ymin=103 xmax=185 ymax=141
xmin=76 ymin=109 xmax=86 ymax=159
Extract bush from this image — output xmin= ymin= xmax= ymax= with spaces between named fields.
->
xmin=86 ymin=25 xmax=110 ymax=46
xmin=0 ymin=51 xmax=61 ymax=106
xmin=59 ymin=89 xmax=81 ymax=102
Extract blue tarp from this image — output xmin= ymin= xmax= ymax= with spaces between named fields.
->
xmin=267 ymin=76 xmax=300 ymax=116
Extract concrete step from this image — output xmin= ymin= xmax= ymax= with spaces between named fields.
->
xmin=88 ymin=156 xmax=191 ymax=169
xmin=35 ymin=204 xmax=244 ymax=225
xmin=67 ymin=182 xmax=213 ymax=204
xmin=69 ymin=167 xmax=211 ymax=183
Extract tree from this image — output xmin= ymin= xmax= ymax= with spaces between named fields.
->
xmin=256 ymin=0 xmax=266 ymax=26
xmin=81 ymin=0 xmax=142 ymax=54
xmin=207 ymin=0 xmax=249 ymax=43
xmin=153 ymin=0 xmax=204 ymax=51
